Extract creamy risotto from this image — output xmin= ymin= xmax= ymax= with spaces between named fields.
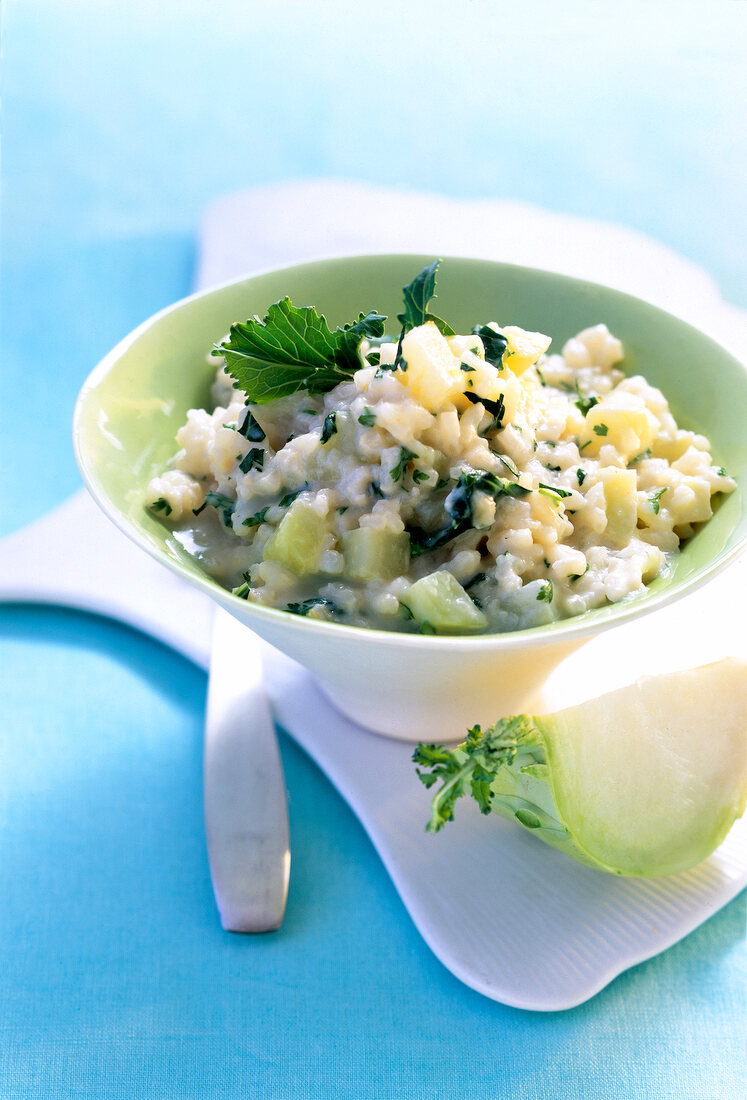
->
xmin=147 ymin=270 xmax=735 ymax=634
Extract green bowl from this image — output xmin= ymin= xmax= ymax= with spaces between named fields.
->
xmin=74 ymin=255 xmax=747 ymax=740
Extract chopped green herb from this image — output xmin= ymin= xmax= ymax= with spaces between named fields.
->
xmin=717 ymin=466 xmax=728 ymax=477
xmin=193 ymin=491 xmax=235 ymax=527
xmin=358 ymin=407 xmax=376 ymax=427
xmin=593 ymin=423 xmax=609 ymax=437
xmin=537 ymin=580 xmax=554 ymax=603
xmin=149 ymin=497 xmax=172 ymax=516
xmin=472 ymin=325 xmax=508 ymax=371
xmin=320 ymin=411 xmax=338 ymax=444
xmin=369 ymin=481 xmax=384 ymax=499
xmin=538 ymin=482 xmax=572 ymax=500
xmin=232 ymin=581 xmax=250 ymax=599
xmin=575 ymin=394 xmax=599 ymax=416
xmin=278 ymin=486 xmax=307 ymax=507
xmin=397 ymin=260 xmax=455 ymax=337
xmin=576 ymin=468 xmax=587 ymax=486
xmin=383 ymin=327 xmax=408 ymax=374
xmin=238 ymin=407 xmax=266 ymax=441
xmin=546 ymin=463 xmax=562 ymax=472
xmin=568 ymin=563 xmax=590 ymax=583
xmin=409 ymin=470 xmax=528 ymax=556
xmin=399 ymin=601 xmax=415 ymax=621
xmin=242 ymin=506 xmax=269 ymax=528
xmin=631 ymin=448 xmax=652 ymax=464
xmin=497 ymin=453 xmax=520 ymax=477
xmin=285 ymin=597 xmax=341 ymax=617
xmin=412 ymin=468 xmax=430 ymax=485
xmin=338 ymin=505 xmax=348 ymax=514
xmin=535 ymin=366 xmax=547 ymax=387
xmin=301 ymin=408 xmax=318 ymax=416
xmin=460 ymin=362 xmax=476 ymax=373
xmin=464 ymin=390 xmax=506 ymax=431
xmin=650 ymin=487 xmax=668 ymax=514
xmin=239 ymin=447 xmax=265 ymax=474
xmin=435 ymin=476 xmax=451 ymax=491
xmin=579 ymin=439 xmax=591 ymax=452
xmin=392 ymin=446 xmax=418 ymax=482
xmin=464 ymin=572 xmax=487 ymax=590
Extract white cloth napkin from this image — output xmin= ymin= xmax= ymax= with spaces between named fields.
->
xmin=197 ymin=179 xmax=747 ymax=364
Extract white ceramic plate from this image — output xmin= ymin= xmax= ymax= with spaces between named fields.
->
xmin=1 ymin=493 xmax=744 ymax=1009
xmin=261 ymin=614 xmax=747 ymax=1010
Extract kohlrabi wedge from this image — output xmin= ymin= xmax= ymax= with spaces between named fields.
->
xmin=413 ymin=658 xmax=747 ymax=877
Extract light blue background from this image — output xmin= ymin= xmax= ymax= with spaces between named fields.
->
xmin=1 ymin=2 xmax=745 ymax=1096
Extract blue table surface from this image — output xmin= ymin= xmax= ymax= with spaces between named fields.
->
xmin=1 ymin=3 xmax=745 ymax=1097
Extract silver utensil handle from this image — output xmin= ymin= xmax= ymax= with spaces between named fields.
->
xmin=204 ymin=609 xmax=290 ymax=932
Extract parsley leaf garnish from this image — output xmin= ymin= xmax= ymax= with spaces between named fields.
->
xmin=285 ymin=597 xmax=340 ymax=617
xmin=237 ymin=407 xmax=266 ymax=441
xmin=279 ymin=486 xmax=308 ymax=507
xmin=576 ymin=468 xmax=587 ymax=486
xmin=464 ymin=390 xmax=506 ymax=431
xmin=193 ymin=491 xmax=235 ymax=527
xmin=242 ymin=506 xmax=269 ymax=528
xmin=391 ymin=447 xmax=417 ymax=482
xmin=574 ymin=382 xmax=599 ymax=416
xmin=232 ymin=578 xmax=251 ymax=599
xmin=473 ymin=325 xmax=508 ymax=371
xmin=239 ymin=447 xmax=264 ymax=473
xmin=149 ymin=497 xmax=172 ymax=516
xmin=397 ymin=260 xmax=454 ymax=337
xmin=538 ymin=482 xmax=572 ymax=500
xmin=215 ymin=299 xmax=386 ymax=403
xmin=409 ymin=470 xmax=528 ymax=556
xmin=593 ymin=423 xmax=609 ymax=437
xmin=320 ymin=411 xmax=338 ymax=444
xmin=358 ymin=407 xmax=376 ymax=427
xmin=497 ymin=453 xmax=520 ymax=477
xmin=650 ymin=487 xmax=668 ymax=514
xmin=536 ymin=580 xmax=554 ymax=603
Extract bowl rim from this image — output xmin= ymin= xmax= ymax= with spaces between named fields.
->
xmin=73 ymin=251 xmax=747 ymax=654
